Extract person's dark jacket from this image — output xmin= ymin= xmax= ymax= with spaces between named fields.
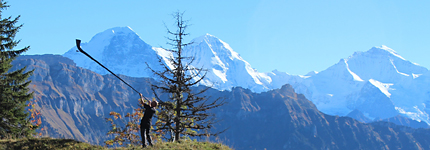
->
xmin=141 ymin=103 xmax=156 ymax=127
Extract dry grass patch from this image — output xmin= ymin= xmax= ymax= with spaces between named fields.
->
xmin=0 ymin=137 xmax=105 ymax=150
xmin=0 ymin=138 xmax=232 ymax=150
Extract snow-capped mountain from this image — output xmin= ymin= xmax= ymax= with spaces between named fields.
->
xmin=15 ymin=55 xmax=430 ymax=148
xmin=182 ymin=33 xmax=281 ymax=91
xmin=63 ymin=26 xmax=300 ymax=92
xmin=63 ymin=26 xmax=430 ymax=125
xmin=64 ymin=27 xmax=162 ymax=78
xmin=291 ymin=45 xmax=430 ymax=124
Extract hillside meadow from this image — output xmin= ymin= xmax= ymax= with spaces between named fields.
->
xmin=0 ymin=137 xmax=232 ymax=150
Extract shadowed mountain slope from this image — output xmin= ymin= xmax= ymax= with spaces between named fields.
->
xmin=12 ymin=54 xmax=430 ymax=150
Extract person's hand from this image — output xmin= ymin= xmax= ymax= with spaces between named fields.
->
xmin=139 ymin=93 xmax=145 ymax=104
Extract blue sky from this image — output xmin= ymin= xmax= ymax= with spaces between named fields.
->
xmin=5 ymin=1 xmax=430 ymax=75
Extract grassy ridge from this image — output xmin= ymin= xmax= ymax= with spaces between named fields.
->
xmin=0 ymin=137 xmax=231 ymax=150
xmin=0 ymin=137 xmax=103 ymax=150
xmin=132 ymin=140 xmax=231 ymax=150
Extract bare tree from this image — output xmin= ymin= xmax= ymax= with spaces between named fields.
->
xmin=147 ymin=11 xmax=225 ymax=142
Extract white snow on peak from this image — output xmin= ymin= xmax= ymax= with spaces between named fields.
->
xmin=368 ymin=79 xmax=392 ymax=98
xmin=153 ymin=47 xmax=174 ymax=69
xmin=344 ymin=59 xmax=364 ymax=82
xmin=412 ymin=73 xmax=422 ymax=79
xmin=192 ymin=34 xmax=241 ymax=60
xmin=184 ymin=33 xmax=279 ymax=91
xmin=389 ymin=59 xmax=410 ymax=77
xmin=305 ymin=71 xmax=318 ymax=76
xmin=342 ymin=45 xmax=428 ymax=83
xmin=192 ymin=33 xmax=214 ymax=43
xmin=212 ymin=69 xmax=228 ymax=83
xmin=106 ymin=26 xmax=137 ymax=35
xmin=369 ymin=45 xmax=406 ymax=60
xmin=84 ymin=26 xmax=141 ymax=56
xmin=63 ymin=27 xmax=430 ymax=125
xmin=92 ymin=26 xmax=137 ymax=39
xmin=64 ymin=26 xmax=159 ymax=77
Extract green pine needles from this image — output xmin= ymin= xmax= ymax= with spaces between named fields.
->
xmin=0 ymin=0 xmax=35 ymax=138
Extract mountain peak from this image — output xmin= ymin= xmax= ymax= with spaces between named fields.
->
xmin=63 ymin=26 xmax=154 ymax=77
xmin=110 ymin=26 xmax=135 ymax=33
xmin=88 ymin=26 xmax=139 ymax=43
xmin=189 ymin=33 xmax=241 ymax=60
xmin=367 ymin=45 xmax=405 ymax=60
xmin=378 ymin=45 xmax=395 ymax=52
xmin=92 ymin=26 xmax=134 ymax=35
xmin=192 ymin=33 xmax=219 ymax=44
xmin=104 ymin=26 xmax=136 ymax=35
xmin=342 ymin=45 xmax=428 ymax=83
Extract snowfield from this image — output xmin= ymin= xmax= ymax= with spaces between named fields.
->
xmin=64 ymin=27 xmax=430 ymax=125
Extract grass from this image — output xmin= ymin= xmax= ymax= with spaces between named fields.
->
xmin=126 ymin=140 xmax=232 ymax=150
xmin=0 ymin=137 xmax=104 ymax=150
xmin=0 ymin=137 xmax=232 ymax=150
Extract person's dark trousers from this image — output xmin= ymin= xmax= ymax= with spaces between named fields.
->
xmin=140 ymin=124 xmax=153 ymax=147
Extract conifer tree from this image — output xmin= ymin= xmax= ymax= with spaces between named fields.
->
xmin=0 ymin=1 xmax=34 ymax=138
xmin=148 ymin=11 xmax=225 ymax=142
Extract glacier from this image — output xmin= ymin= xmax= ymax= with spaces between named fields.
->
xmin=63 ymin=26 xmax=430 ymax=125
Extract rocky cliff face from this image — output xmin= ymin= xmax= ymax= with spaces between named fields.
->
xmin=13 ymin=54 xmax=156 ymax=144
xmin=13 ymin=54 xmax=430 ymax=149
xmin=218 ymin=84 xmax=430 ymax=149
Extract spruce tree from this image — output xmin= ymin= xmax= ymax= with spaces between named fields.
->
xmin=148 ymin=11 xmax=225 ymax=142
xmin=0 ymin=1 xmax=34 ymax=138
